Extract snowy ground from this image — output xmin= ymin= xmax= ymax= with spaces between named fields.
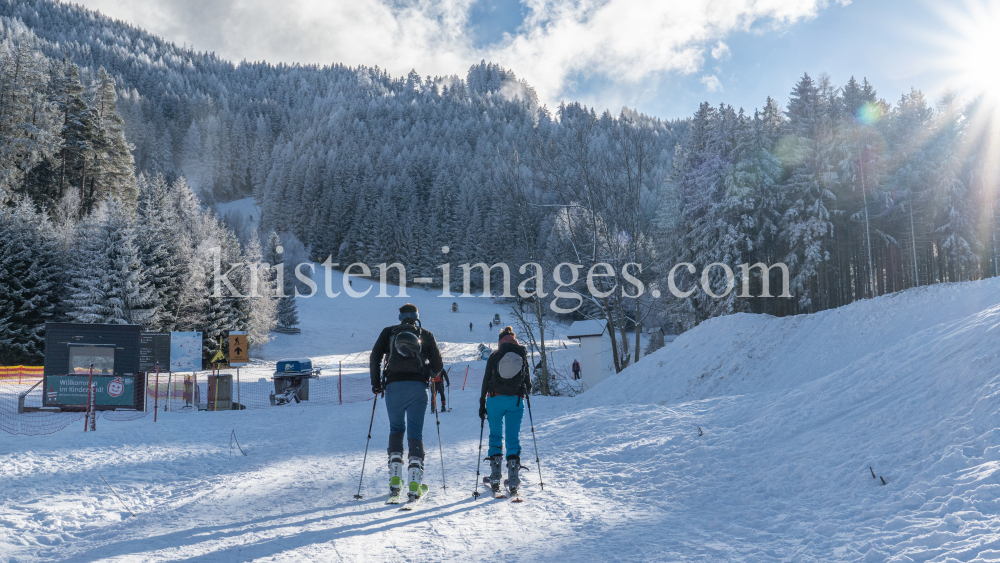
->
xmin=5 ymin=275 xmax=1000 ymax=561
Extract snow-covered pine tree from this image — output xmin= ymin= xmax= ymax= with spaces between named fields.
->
xmin=929 ymin=96 xmax=980 ymax=282
xmin=88 ymin=67 xmax=136 ymax=204
xmin=242 ymin=230 xmax=277 ymax=350
xmin=49 ymin=59 xmax=98 ymax=213
xmin=66 ymin=197 xmax=158 ymax=326
xmin=199 ymin=219 xmax=243 ymax=363
xmin=723 ymin=101 xmax=783 ymax=311
xmin=0 ymin=35 xmax=55 ymax=196
xmin=265 ymin=231 xmax=299 ymax=329
xmin=780 ymin=73 xmax=835 ymax=312
xmin=136 ymin=173 xmax=182 ymax=330
xmin=0 ymin=199 xmax=62 ymax=364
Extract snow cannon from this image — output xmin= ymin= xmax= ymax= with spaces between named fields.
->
xmin=270 ymin=359 xmax=321 ymax=406
xmin=477 ymin=343 xmax=492 ymax=361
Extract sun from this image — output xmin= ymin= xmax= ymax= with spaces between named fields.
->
xmin=931 ymin=0 xmax=1000 ymax=193
xmin=940 ymin=1 xmax=1000 ymax=98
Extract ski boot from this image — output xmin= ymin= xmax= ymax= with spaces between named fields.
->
xmin=507 ymin=455 xmax=521 ymax=497
xmin=489 ymin=454 xmax=504 ymax=497
xmin=388 ymin=453 xmax=404 ymax=499
xmin=407 ymin=456 xmax=424 ymax=502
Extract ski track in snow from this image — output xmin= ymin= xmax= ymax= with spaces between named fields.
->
xmin=5 ymin=275 xmax=1000 ymax=560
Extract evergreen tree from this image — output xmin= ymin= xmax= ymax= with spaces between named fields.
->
xmin=88 ymin=67 xmax=136 ymax=204
xmin=0 ymin=36 xmax=55 ymax=195
xmin=265 ymin=231 xmax=299 ymax=328
xmin=242 ymin=230 xmax=277 ymax=349
xmin=780 ymin=73 xmax=835 ymax=311
xmin=50 ymin=59 xmax=98 ymax=212
xmin=0 ymin=199 xmax=62 ymax=364
xmin=66 ymin=197 xmax=158 ymax=325
xmin=135 ymin=173 xmax=181 ymax=330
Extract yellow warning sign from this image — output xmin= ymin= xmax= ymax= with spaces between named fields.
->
xmin=229 ymin=331 xmax=248 ymax=366
xmin=210 ymin=336 xmax=226 ymax=365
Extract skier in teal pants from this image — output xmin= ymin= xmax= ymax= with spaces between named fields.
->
xmin=479 ymin=326 xmax=532 ymax=497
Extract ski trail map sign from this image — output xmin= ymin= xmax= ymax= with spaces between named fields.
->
xmin=170 ymin=332 xmax=202 ymax=372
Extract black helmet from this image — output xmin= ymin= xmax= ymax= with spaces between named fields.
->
xmin=394 ymin=331 xmax=421 ymax=358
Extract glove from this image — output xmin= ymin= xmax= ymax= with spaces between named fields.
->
xmin=372 ymin=385 xmax=383 ymax=395
xmin=479 ymin=400 xmax=487 ymax=420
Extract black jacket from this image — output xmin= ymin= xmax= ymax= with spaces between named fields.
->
xmin=480 ymin=341 xmax=531 ymax=402
xmin=432 ymin=369 xmax=450 ymax=385
xmin=370 ymin=322 xmax=443 ymax=388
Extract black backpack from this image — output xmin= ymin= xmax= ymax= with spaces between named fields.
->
xmin=491 ymin=347 xmax=527 ymax=396
xmin=386 ymin=322 xmax=425 ymax=376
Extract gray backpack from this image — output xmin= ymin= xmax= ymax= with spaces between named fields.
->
xmin=492 ymin=350 xmax=526 ymax=395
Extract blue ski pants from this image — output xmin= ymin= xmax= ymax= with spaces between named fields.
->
xmin=487 ymin=394 xmax=523 ymax=458
xmin=385 ymin=381 xmax=428 ymax=459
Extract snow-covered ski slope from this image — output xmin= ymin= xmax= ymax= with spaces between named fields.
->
xmin=3 ymin=279 xmax=1000 ymax=561
xmin=257 ymin=264 xmax=553 ymax=370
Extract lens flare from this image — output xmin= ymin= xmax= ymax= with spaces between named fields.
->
xmin=856 ymin=102 xmax=882 ymax=125
xmin=936 ymin=0 xmax=1000 ymax=101
xmin=931 ymin=0 xmax=1000 ymax=220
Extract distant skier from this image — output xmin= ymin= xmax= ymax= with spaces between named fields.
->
xmin=431 ymin=368 xmax=450 ymax=411
xmin=479 ymin=326 xmax=531 ymax=498
xmin=370 ymin=303 xmax=443 ymax=502
xmin=572 ymin=359 xmax=581 ymax=380
xmin=489 ymin=321 xmax=493 ymax=331
xmin=470 ymin=322 xmax=473 ymax=332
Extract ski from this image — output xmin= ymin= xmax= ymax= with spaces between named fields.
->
xmin=483 ymin=476 xmax=507 ymax=499
xmin=399 ymin=484 xmax=429 ymax=510
xmin=504 ymin=479 xmax=524 ymax=502
xmin=386 ymin=493 xmax=405 ymax=505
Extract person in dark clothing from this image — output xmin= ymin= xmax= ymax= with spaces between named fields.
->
xmin=431 ymin=368 xmax=450 ymax=411
xmin=572 ymin=359 xmax=581 ymax=380
xmin=479 ymin=326 xmax=531 ymax=497
xmin=370 ymin=303 xmax=443 ymax=501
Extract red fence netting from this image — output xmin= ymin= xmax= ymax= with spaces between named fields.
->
xmin=2 ymin=363 xmax=484 ymax=436
xmin=0 ymin=368 xmax=87 ymax=435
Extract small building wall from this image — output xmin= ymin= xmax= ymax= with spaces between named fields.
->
xmin=577 ymin=333 xmax=616 ymax=391
xmin=567 ymin=319 xmax=617 ymax=392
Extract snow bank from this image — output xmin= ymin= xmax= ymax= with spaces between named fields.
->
xmin=581 ymin=278 xmax=1000 ymax=407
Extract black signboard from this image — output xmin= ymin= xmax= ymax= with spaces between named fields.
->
xmin=44 ymin=323 xmax=140 ymax=377
xmin=139 ymin=332 xmax=171 ymax=372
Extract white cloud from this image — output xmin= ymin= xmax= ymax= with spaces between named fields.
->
xmin=711 ymin=41 xmax=731 ymax=60
xmin=701 ymin=75 xmax=723 ymax=92
xmin=73 ymin=0 xmax=838 ymax=111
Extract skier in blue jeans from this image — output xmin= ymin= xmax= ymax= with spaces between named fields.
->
xmin=370 ymin=303 xmax=443 ymax=502
xmin=479 ymin=326 xmax=532 ymax=497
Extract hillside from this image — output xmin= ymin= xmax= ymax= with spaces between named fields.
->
xmin=3 ymin=279 xmax=1000 ymax=561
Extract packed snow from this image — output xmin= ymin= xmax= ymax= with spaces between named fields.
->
xmin=4 ymin=277 xmax=1000 ymax=561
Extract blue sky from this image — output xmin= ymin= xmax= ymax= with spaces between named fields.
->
xmin=73 ymin=0 xmax=988 ymax=121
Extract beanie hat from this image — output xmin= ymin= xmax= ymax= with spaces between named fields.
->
xmin=498 ymin=326 xmax=516 ymax=344
xmin=398 ymin=303 xmax=418 ymax=322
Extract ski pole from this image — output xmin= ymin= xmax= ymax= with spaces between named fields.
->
xmin=471 ymin=417 xmax=485 ymax=499
xmin=353 ymin=393 xmax=378 ymax=500
xmin=523 ymin=389 xmax=545 ymax=490
xmin=432 ymin=389 xmax=447 ymax=491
